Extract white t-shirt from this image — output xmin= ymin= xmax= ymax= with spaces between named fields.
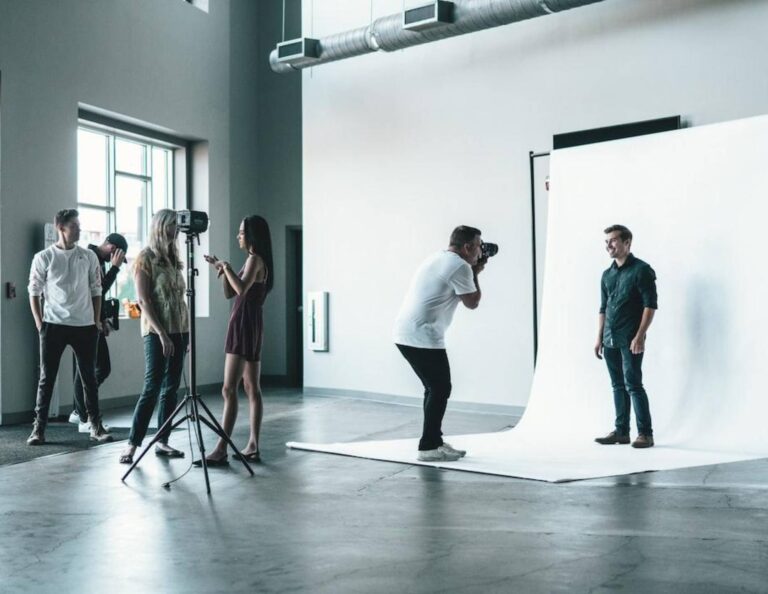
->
xmin=28 ymin=245 xmax=102 ymax=326
xmin=393 ymin=251 xmax=477 ymax=349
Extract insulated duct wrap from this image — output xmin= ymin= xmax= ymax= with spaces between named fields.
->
xmin=270 ymin=0 xmax=604 ymax=73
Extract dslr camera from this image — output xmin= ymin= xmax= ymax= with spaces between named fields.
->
xmin=480 ymin=242 xmax=499 ymax=260
xmin=101 ymin=298 xmax=120 ymax=331
xmin=176 ymin=210 xmax=209 ymax=234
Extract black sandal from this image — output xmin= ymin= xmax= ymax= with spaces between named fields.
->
xmin=233 ymin=452 xmax=261 ymax=463
xmin=192 ymin=456 xmax=229 ymax=467
xmin=155 ymin=445 xmax=185 ymax=458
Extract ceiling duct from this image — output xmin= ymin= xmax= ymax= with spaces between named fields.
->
xmin=269 ymin=0 xmax=605 ymax=73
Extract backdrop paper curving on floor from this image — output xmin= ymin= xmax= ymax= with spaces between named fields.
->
xmin=289 ymin=114 xmax=768 ymax=482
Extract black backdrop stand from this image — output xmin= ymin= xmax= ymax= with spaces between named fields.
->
xmin=122 ymin=232 xmax=254 ymax=493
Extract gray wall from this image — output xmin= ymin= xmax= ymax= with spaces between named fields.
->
xmin=0 ymin=0 xmax=285 ymax=422
xmin=254 ymin=0 xmax=302 ymax=380
xmin=301 ymin=0 xmax=768 ymax=408
xmin=227 ymin=0 xmax=302 ymax=381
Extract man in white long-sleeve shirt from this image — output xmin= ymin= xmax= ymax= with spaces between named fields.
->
xmin=27 ymin=209 xmax=112 ymax=445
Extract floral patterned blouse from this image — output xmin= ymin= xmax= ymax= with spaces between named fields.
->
xmin=134 ymin=247 xmax=189 ymax=337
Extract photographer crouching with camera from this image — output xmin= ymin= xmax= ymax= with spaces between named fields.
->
xmin=68 ymin=233 xmax=127 ymax=434
xmin=393 ymin=225 xmax=497 ymax=462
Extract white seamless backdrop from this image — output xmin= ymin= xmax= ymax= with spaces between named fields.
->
xmin=291 ymin=114 xmax=768 ymax=481
xmin=524 ymin=113 xmax=768 ymax=454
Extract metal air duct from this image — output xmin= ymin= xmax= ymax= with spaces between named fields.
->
xmin=269 ymin=0 xmax=605 ymax=73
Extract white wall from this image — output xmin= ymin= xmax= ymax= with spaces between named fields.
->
xmin=0 ymin=0 xmax=269 ymax=421
xmin=302 ymin=0 xmax=768 ymax=407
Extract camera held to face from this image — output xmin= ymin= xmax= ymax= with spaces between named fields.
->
xmin=480 ymin=242 xmax=499 ymax=260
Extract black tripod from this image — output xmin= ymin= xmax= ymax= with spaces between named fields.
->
xmin=122 ymin=232 xmax=254 ymax=493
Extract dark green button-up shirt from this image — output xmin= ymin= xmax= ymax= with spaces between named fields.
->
xmin=600 ymin=254 xmax=658 ymax=348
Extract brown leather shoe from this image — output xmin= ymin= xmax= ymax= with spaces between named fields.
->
xmin=632 ymin=434 xmax=654 ymax=448
xmin=594 ymin=431 xmax=630 ymax=445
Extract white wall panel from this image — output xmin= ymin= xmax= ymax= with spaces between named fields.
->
xmin=302 ymin=0 xmax=768 ymax=407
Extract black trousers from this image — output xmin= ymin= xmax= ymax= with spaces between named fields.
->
xmin=35 ymin=323 xmax=100 ymax=427
xmin=396 ymin=344 xmax=452 ymax=451
xmin=73 ymin=332 xmax=110 ymax=422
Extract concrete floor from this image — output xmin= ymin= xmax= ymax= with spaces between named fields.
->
xmin=1 ymin=389 xmax=767 ymax=594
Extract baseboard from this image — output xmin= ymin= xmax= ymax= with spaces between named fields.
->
xmin=262 ymin=375 xmax=294 ymax=387
xmin=1 ymin=383 xmax=224 ymax=426
xmin=2 ymin=411 xmax=34 ymax=426
xmin=302 ymin=387 xmax=525 ymax=418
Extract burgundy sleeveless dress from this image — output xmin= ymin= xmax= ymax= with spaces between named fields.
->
xmin=224 ymin=268 xmax=268 ymax=362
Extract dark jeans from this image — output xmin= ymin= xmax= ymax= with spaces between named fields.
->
xmin=73 ymin=332 xmax=110 ymax=422
xmin=128 ymin=332 xmax=188 ymax=447
xmin=603 ymin=345 xmax=653 ymax=436
xmin=396 ymin=344 xmax=452 ymax=451
xmin=35 ymin=323 xmax=99 ymax=427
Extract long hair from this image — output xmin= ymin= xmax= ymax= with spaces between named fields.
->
xmin=242 ymin=215 xmax=274 ymax=293
xmin=148 ymin=209 xmax=182 ymax=269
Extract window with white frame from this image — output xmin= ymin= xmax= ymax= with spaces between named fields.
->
xmin=77 ymin=125 xmax=177 ymax=305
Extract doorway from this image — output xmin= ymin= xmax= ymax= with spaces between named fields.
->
xmin=285 ymin=226 xmax=303 ymax=387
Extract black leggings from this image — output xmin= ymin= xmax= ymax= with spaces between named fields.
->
xmin=396 ymin=344 xmax=452 ymax=451
xmin=73 ymin=332 xmax=111 ymax=422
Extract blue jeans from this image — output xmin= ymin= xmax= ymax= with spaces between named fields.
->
xmin=128 ymin=333 xmax=189 ymax=447
xmin=603 ymin=345 xmax=653 ymax=436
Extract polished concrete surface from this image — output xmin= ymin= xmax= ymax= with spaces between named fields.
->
xmin=1 ymin=389 xmax=767 ymax=593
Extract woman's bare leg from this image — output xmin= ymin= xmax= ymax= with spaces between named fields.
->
xmin=208 ymin=354 xmax=245 ymax=460
xmin=241 ymin=361 xmax=262 ymax=455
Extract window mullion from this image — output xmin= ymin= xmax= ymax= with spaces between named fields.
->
xmin=108 ymin=134 xmax=117 ymax=234
xmin=168 ymin=151 xmax=174 ymax=209
xmin=147 ymin=142 xmax=154 ymax=218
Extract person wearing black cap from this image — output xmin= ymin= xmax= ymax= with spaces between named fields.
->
xmin=68 ymin=232 xmax=127 ymax=433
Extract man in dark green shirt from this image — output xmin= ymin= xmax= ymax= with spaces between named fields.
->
xmin=593 ymin=224 xmax=658 ymax=448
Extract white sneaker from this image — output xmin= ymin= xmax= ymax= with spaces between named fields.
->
xmin=68 ymin=411 xmax=81 ymax=425
xmin=440 ymin=442 xmax=466 ymax=458
xmin=417 ymin=448 xmax=462 ymax=462
xmin=79 ymin=420 xmax=111 ymax=434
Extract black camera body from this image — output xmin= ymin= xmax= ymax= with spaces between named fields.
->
xmin=177 ymin=210 xmax=209 ymax=234
xmin=102 ymin=298 xmax=120 ymax=331
xmin=481 ymin=242 xmax=499 ymax=260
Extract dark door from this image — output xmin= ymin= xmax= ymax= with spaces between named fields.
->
xmin=285 ymin=227 xmax=303 ymax=387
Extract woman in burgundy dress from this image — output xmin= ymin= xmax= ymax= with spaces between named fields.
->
xmin=202 ymin=215 xmax=273 ymax=465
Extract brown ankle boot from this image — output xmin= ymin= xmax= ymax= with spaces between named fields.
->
xmin=88 ymin=417 xmax=113 ymax=443
xmin=632 ymin=434 xmax=654 ymax=448
xmin=594 ymin=431 xmax=630 ymax=445
xmin=26 ymin=422 xmax=45 ymax=446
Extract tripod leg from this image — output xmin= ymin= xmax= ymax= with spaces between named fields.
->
xmin=189 ymin=392 xmax=212 ymax=494
xmin=122 ymin=394 xmax=192 ymax=482
xmin=196 ymin=398 xmax=255 ymax=476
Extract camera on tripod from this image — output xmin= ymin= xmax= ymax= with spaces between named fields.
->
xmin=176 ymin=210 xmax=209 ymax=234
xmin=481 ymin=242 xmax=499 ymax=260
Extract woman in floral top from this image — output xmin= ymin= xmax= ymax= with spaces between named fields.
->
xmin=120 ymin=209 xmax=189 ymax=464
